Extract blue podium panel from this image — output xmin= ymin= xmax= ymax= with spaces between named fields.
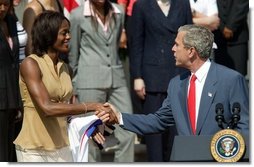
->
xmin=170 ymin=135 xmax=249 ymax=162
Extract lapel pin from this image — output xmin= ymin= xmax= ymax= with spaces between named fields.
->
xmin=208 ymin=92 xmax=212 ymax=97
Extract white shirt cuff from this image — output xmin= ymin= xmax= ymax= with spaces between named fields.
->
xmin=118 ymin=112 xmax=124 ymax=125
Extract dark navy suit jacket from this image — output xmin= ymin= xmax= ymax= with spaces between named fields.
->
xmin=0 ymin=14 xmax=21 ymax=109
xmin=216 ymin=0 xmax=249 ymax=45
xmin=122 ymin=62 xmax=249 ymax=136
xmin=129 ymin=0 xmax=193 ymax=92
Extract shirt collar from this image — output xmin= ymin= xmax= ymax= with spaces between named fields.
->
xmin=192 ymin=59 xmax=211 ymax=82
xmin=42 ymin=54 xmax=64 ymax=71
xmin=83 ymin=0 xmax=121 ymax=16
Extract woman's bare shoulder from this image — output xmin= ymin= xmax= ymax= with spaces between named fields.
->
xmin=20 ymin=56 xmax=39 ymax=72
xmin=24 ymin=0 xmax=43 ymax=16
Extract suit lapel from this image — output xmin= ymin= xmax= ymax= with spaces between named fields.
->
xmin=196 ymin=62 xmax=217 ymax=134
xmin=179 ymin=72 xmax=193 ymax=135
xmin=97 ymin=23 xmax=113 ymax=42
xmin=97 ymin=11 xmax=121 ymax=43
xmin=149 ymin=0 xmax=177 ymax=32
xmin=11 ymin=36 xmax=19 ymax=61
xmin=0 ymin=25 xmax=18 ymax=62
xmin=0 ymin=29 xmax=11 ymax=54
xmin=150 ymin=0 xmax=166 ymax=18
xmin=150 ymin=0 xmax=170 ymax=31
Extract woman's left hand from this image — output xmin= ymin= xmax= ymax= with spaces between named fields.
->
xmin=92 ymin=130 xmax=105 ymax=145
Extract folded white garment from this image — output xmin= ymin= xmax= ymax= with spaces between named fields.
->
xmin=68 ymin=115 xmax=102 ymax=162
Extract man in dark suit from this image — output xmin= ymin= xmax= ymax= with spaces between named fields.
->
xmin=129 ymin=0 xmax=193 ymax=161
xmin=103 ymin=25 xmax=249 ymax=161
xmin=214 ymin=0 xmax=249 ymax=76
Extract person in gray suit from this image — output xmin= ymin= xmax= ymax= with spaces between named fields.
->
xmin=68 ymin=0 xmax=135 ymax=162
xmin=103 ymin=25 xmax=249 ymax=159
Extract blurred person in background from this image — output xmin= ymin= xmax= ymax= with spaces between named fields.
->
xmin=0 ymin=0 xmax=23 ymax=162
xmin=189 ymin=0 xmax=220 ymax=59
xmin=68 ymin=0 xmax=135 ymax=162
xmin=12 ymin=0 xmax=28 ymax=63
xmin=214 ymin=0 xmax=249 ymax=77
xmin=129 ymin=0 xmax=192 ymax=161
xmin=22 ymin=0 xmax=63 ymax=56
xmin=13 ymin=0 xmax=28 ymax=23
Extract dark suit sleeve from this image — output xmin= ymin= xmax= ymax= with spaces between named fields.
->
xmin=226 ymin=0 xmax=248 ymax=32
xmin=184 ymin=0 xmax=193 ymax=24
xmin=121 ymin=93 xmax=175 ymax=135
xmin=129 ymin=0 xmax=145 ymax=78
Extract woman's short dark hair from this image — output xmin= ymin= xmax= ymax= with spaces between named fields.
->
xmin=31 ymin=11 xmax=70 ymax=56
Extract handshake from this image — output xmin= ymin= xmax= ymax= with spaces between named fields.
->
xmin=92 ymin=103 xmax=121 ymax=146
xmin=95 ymin=102 xmax=120 ymax=125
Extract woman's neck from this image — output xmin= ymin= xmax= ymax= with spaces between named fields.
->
xmin=93 ymin=4 xmax=105 ymax=16
xmin=47 ymin=49 xmax=59 ymax=65
xmin=92 ymin=4 xmax=107 ymax=24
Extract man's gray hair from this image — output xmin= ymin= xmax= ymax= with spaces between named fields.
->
xmin=178 ymin=24 xmax=214 ymax=59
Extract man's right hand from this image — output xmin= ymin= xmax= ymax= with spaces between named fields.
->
xmin=99 ymin=102 xmax=120 ymax=125
xmin=223 ymin=27 xmax=233 ymax=39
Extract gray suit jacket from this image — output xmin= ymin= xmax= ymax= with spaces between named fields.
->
xmin=122 ymin=61 xmax=249 ymax=136
xmin=69 ymin=3 xmax=126 ymax=91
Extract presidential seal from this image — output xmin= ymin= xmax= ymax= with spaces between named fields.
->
xmin=210 ymin=129 xmax=245 ymax=162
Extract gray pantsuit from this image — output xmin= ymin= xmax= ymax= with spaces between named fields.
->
xmin=68 ymin=2 xmax=135 ymax=162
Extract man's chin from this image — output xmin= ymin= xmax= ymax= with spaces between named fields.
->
xmin=175 ymin=62 xmax=181 ymax=67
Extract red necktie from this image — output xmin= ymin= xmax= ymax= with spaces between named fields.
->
xmin=188 ymin=74 xmax=197 ymax=134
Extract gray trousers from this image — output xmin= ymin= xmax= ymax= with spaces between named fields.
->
xmin=77 ymin=86 xmax=135 ymax=162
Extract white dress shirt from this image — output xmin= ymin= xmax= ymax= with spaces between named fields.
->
xmin=188 ymin=59 xmax=211 ymax=126
xmin=189 ymin=0 xmax=218 ymax=16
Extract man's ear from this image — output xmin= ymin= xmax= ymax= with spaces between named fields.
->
xmin=188 ymin=47 xmax=196 ymax=58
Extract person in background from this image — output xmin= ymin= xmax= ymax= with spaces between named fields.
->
xmin=12 ymin=0 xmax=28 ymax=63
xmin=10 ymin=1 xmax=28 ymax=161
xmin=117 ymin=0 xmax=142 ymax=115
xmin=117 ymin=0 xmax=136 ymax=19
xmin=117 ymin=0 xmax=136 ymax=49
xmin=129 ymin=0 xmax=193 ymax=161
xmin=105 ymin=25 xmax=249 ymax=161
xmin=68 ymin=0 xmax=135 ymax=162
xmin=13 ymin=11 xmax=112 ymax=162
xmin=117 ymin=0 xmax=145 ymax=147
xmin=214 ymin=0 xmax=249 ymax=77
xmin=22 ymin=0 xmax=63 ymax=56
xmin=13 ymin=0 xmax=28 ymax=23
xmin=0 ymin=0 xmax=23 ymax=162
xmin=190 ymin=0 xmax=219 ymax=31
xmin=189 ymin=0 xmax=220 ymax=59
xmin=15 ymin=17 xmax=27 ymax=63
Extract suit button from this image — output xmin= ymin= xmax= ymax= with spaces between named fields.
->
xmin=106 ymin=44 xmax=109 ymax=46
xmin=107 ymin=54 xmax=110 ymax=57
xmin=108 ymin=64 xmax=111 ymax=67
xmin=161 ymin=49 xmax=164 ymax=53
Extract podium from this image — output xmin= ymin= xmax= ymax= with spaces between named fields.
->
xmin=170 ymin=135 xmax=249 ymax=162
